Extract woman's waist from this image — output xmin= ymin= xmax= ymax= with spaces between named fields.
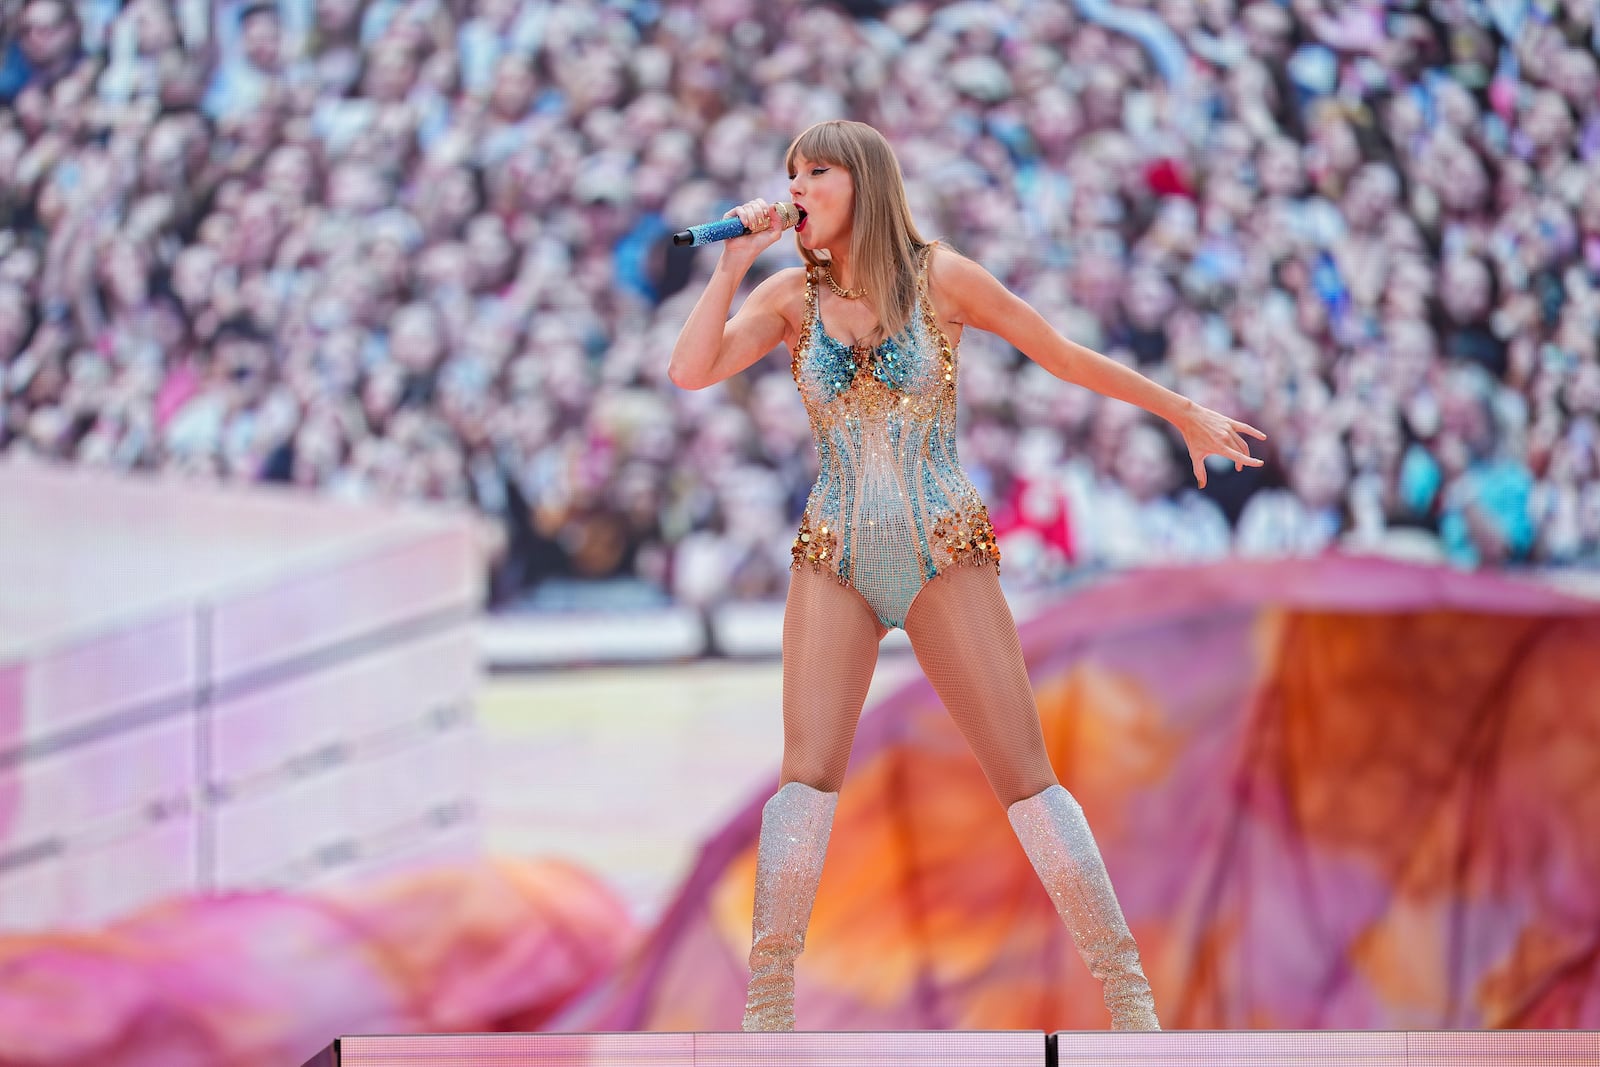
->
xmin=810 ymin=448 xmax=969 ymax=479
xmin=803 ymin=469 xmax=986 ymax=512
xmin=807 ymin=462 xmax=977 ymax=489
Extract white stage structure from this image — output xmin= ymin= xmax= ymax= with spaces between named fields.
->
xmin=0 ymin=463 xmax=482 ymax=929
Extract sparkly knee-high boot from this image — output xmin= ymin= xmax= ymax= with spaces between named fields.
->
xmin=1007 ymin=784 xmax=1160 ymax=1031
xmin=741 ymin=781 xmax=838 ymax=1032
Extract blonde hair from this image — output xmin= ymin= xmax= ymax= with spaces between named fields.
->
xmin=785 ymin=120 xmax=930 ymax=343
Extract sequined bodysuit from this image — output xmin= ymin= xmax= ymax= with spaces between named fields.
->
xmin=790 ymin=248 xmax=1000 ymax=629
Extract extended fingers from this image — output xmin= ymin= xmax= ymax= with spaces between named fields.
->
xmin=1216 ymin=428 xmax=1264 ymax=467
xmin=1185 ymin=412 xmax=1266 ymax=486
xmin=1204 ymin=418 xmax=1263 ymax=461
xmin=1222 ymin=428 xmax=1260 ymax=457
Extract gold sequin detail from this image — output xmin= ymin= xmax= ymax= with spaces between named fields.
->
xmin=930 ymin=508 xmax=1001 ymax=570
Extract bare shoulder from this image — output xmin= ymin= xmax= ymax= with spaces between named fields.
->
xmin=749 ymin=266 xmax=810 ymax=309
xmin=926 ymin=243 xmax=989 ymax=285
xmin=924 ymin=243 xmax=1000 ymax=325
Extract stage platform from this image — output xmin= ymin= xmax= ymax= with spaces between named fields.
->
xmin=301 ymin=1029 xmax=1599 ymax=1066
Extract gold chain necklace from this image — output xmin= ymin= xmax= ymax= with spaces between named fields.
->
xmin=821 ymin=265 xmax=867 ymax=300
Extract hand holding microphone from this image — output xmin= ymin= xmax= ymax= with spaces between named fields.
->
xmin=672 ymin=200 xmax=803 ymax=247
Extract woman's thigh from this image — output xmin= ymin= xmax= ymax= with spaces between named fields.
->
xmin=778 ymin=564 xmax=887 ymax=792
xmin=903 ymin=564 xmax=1057 ymax=806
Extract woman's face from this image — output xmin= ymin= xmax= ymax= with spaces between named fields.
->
xmin=1440 ymin=256 xmax=1492 ymax=324
xmin=130 ymin=0 xmax=177 ymax=55
xmin=465 ymin=215 xmax=514 ymax=291
xmin=171 ymin=245 xmax=216 ymax=307
xmin=1258 ymin=138 xmax=1303 ymax=197
xmin=489 ymin=57 xmax=536 ymax=121
xmin=1115 ymin=424 xmax=1176 ymax=502
xmin=427 ymin=166 xmax=478 ymax=229
xmin=363 ymin=40 xmax=416 ymax=103
xmin=787 ymin=152 xmax=855 ymax=255
xmin=263 ymin=144 xmax=315 ymax=203
xmin=1291 ymin=433 xmax=1349 ymax=509
xmin=100 ymin=240 xmax=149 ymax=308
xmin=390 ymin=304 xmax=443 ymax=372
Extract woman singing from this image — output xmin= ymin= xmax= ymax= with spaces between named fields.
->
xmin=668 ymin=120 xmax=1265 ymax=1032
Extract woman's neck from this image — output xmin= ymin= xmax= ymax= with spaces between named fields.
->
xmin=825 ymin=252 xmax=857 ymax=290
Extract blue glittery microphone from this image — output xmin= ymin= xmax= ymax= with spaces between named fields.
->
xmin=671 ymin=202 xmax=802 ymax=246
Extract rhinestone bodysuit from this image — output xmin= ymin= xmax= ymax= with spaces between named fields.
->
xmin=790 ymin=247 xmax=999 ymax=629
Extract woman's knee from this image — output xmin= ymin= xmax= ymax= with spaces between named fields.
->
xmin=990 ymin=765 xmax=1060 ymax=809
xmin=780 ymin=759 xmax=847 ymax=794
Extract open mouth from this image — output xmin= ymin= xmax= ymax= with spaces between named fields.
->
xmin=796 ymin=208 xmax=808 ymax=232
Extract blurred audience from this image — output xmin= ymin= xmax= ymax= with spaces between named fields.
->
xmin=2 ymin=0 xmax=1599 ymax=608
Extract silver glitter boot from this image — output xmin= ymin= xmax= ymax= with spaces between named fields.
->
xmin=1008 ymin=784 xmax=1160 ymax=1031
xmin=741 ymin=781 xmax=838 ymax=1031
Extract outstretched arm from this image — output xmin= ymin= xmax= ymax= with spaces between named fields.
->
xmin=668 ymin=200 xmax=796 ymax=391
xmin=931 ymin=249 xmax=1266 ymax=487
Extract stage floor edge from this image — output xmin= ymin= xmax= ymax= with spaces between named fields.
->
xmin=301 ymin=1028 xmax=1599 ymax=1066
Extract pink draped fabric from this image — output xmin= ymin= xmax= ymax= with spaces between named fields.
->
xmin=0 ymin=859 xmax=632 ymax=1066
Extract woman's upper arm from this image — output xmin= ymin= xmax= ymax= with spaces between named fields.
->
xmin=712 ymin=268 xmax=802 ymax=383
xmin=929 ymin=247 xmax=1061 ymax=360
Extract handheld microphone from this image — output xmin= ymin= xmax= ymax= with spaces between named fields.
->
xmin=672 ymin=202 xmax=802 ymax=246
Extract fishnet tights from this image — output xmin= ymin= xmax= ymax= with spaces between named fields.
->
xmin=779 ymin=563 xmax=1059 ymax=807
xmin=779 ymin=566 xmax=884 ymax=792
